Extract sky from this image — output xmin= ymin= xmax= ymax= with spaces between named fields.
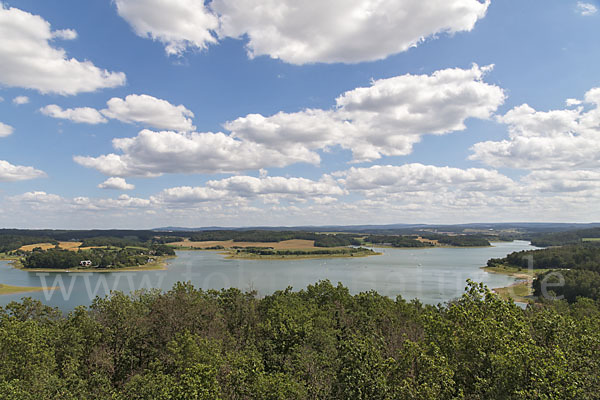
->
xmin=0 ymin=0 xmax=599 ymax=229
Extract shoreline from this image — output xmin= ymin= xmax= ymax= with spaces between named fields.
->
xmin=222 ymin=250 xmax=381 ymax=260
xmin=482 ymin=264 xmax=548 ymax=303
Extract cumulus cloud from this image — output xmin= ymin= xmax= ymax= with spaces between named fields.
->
xmin=12 ymin=96 xmax=29 ymax=105
xmin=470 ymin=87 xmax=600 ymax=170
xmin=229 ymin=64 xmax=505 ymax=162
xmin=153 ymin=175 xmax=345 ymax=205
xmin=10 ymin=191 xmax=62 ymax=204
xmin=74 ymin=129 xmax=319 ymax=177
xmin=213 ymin=0 xmax=490 ymax=64
xmin=522 ymin=170 xmax=600 ymax=193
xmin=0 ymin=160 xmax=46 ymax=181
xmin=98 ymin=177 xmax=135 ymax=190
xmin=101 ymin=94 xmax=195 ymax=131
xmin=337 ymin=164 xmax=515 ymax=195
xmin=6 ymin=163 xmax=600 ymax=225
xmin=115 ymin=0 xmax=490 ymax=64
xmin=114 ymin=0 xmax=218 ymax=55
xmin=0 ymin=122 xmax=13 ymax=137
xmin=577 ymin=2 xmax=598 ymax=16
xmin=0 ymin=4 xmax=125 ymax=95
xmin=75 ymin=66 xmax=504 ymax=177
xmin=40 ymin=94 xmax=194 ymax=129
xmin=40 ymin=104 xmax=108 ymax=124
xmin=8 ymin=192 xmax=150 ymax=212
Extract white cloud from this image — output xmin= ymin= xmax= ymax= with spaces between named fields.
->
xmin=12 ymin=96 xmax=29 ymax=105
xmin=151 ymin=186 xmax=228 ymax=203
xmin=229 ymin=64 xmax=505 ymax=162
xmin=577 ymin=2 xmax=598 ymax=16
xmin=114 ymin=0 xmax=218 ymax=55
xmin=337 ymin=164 xmax=515 ymax=194
xmin=522 ymin=170 xmax=600 ymax=193
xmin=114 ymin=0 xmax=490 ymax=64
xmin=152 ymin=174 xmax=345 ymax=205
xmin=6 ymin=164 xmax=600 ymax=226
xmin=0 ymin=4 xmax=125 ymax=95
xmin=52 ymin=28 xmax=77 ymax=40
xmin=40 ymin=104 xmax=108 ymax=124
xmin=0 ymin=122 xmax=13 ymax=137
xmin=8 ymin=192 xmax=150 ymax=212
xmin=470 ymin=87 xmax=600 ymax=170
xmin=76 ymin=66 xmax=504 ymax=177
xmin=213 ymin=0 xmax=490 ymax=64
xmin=101 ymin=94 xmax=195 ymax=131
xmin=206 ymin=175 xmax=345 ymax=197
xmin=98 ymin=177 xmax=135 ymax=190
xmin=0 ymin=160 xmax=46 ymax=181
xmin=74 ymin=129 xmax=319 ymax=177
xmin=11 ymin=191 xmax=62 ymax=204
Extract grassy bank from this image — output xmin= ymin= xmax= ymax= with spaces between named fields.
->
xmin=483 ymin=264 xmax=549 ymax=303
xmin=0 ymin=283 xmax=58 ymax=296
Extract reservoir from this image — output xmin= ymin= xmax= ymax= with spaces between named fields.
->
xmin=0 ymin=240 xmax=535 ymax=310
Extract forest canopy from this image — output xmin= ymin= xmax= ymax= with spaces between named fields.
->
xmin=0 ymin=281 xmax=598 ymax=399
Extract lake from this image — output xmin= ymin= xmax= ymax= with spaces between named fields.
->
xmin=0 ymin=240 xmax=536 ymax=310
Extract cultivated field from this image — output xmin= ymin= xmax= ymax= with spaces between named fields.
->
xmin=19 ymin=242 xmax=83 ymax=251
xmin=415 ymin=237 xmax=439 ymax=245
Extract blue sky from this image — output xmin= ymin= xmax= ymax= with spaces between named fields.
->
xmin=0 ymin=0 xmax=599 ymax=228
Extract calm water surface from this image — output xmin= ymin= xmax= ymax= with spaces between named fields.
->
xmin=0 ymin=241 xmax=536 ymax=310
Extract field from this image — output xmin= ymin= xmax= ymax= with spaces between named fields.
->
xmin=19 ymin=242 xmax=83 ymax=251
xmin=582 ymin=238 xmax=600 ymax=242
xmin=171 ymin=239 xmax=318 ymax=250
xmin=415 ymin=237 xmax=439 ymax=245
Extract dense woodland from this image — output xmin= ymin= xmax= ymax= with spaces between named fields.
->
xmin=21 ymin=245 xmax=175 ymax=270
xmin=530 ymin=227 xmax=600 ymax=247
xmin=419 ymin=234 xmax=491 ymax=247
xmin=488 ymin=244 xmax=600 ymax=271
xmin=488 ymin=241 xmax=600 ymax=302
xmin=235 ymin=247 xmax=375 ymax=257
xmin=0 ymin=281 xmax=599 ymax=399
xmin=363 ymin=235 xmax=433 ymax=248
xmin=189 ymin=231 xmax=362 ymax=247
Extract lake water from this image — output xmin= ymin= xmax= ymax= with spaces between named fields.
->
xmin=0 ymin=241 xmax=536 ymax=310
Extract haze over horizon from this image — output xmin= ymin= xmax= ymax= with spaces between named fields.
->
xmin=1 ymin=0 xmax=599 ymax=229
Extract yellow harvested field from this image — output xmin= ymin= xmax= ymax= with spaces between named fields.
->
xmin=416 ymin=237 xmax=439 ymax=245
xmin=19 ymin=242 xmax=82 ymax=252
xmin=172 ymin=239 xmax=317 ymax=249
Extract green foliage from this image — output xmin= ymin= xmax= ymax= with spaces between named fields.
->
xmin=534 ymin=269 xmax=600 ymax=302
xmin=236 ymin=247 xmax=374 ymax=256
xmin=364 ymin=234 xmax=432 ymax=248
xmin=421 ymin=233 xmax=491 ymax=247
xmin=1 ymin=281 xmax=599 ymax=398
xmin=531 ymin=227 xmax=600 ymax=247
xmin=0 ymin=235 xmax=58 ymax=253
xmin=189 ymin=230 xmax=361 ymax=247
xmin=22 ymin=245 xmax=173 ymax=269
xmin=489 ymin=244 xmax=600 ymax=271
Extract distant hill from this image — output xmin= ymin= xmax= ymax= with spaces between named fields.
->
xmin=154 ymin=223 xmax=600 ymax=234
